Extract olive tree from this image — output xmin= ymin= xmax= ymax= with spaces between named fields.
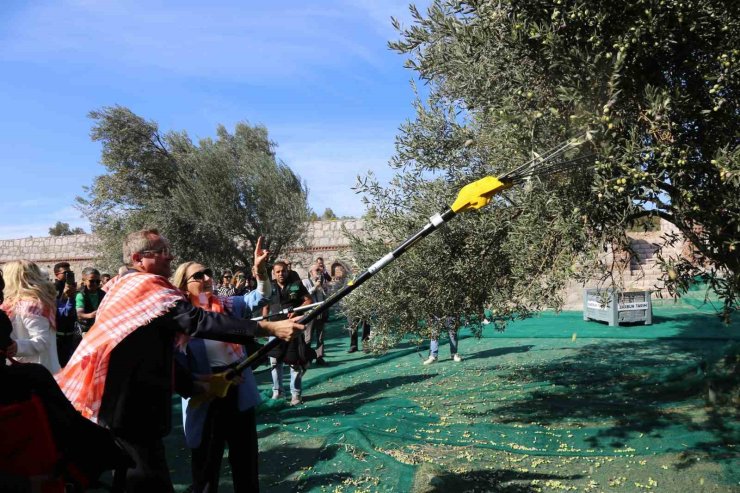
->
xmin=78 ymin=106 xmax=310 ymax=271
xmin=346 ymin=0 xmax=738 ymax=346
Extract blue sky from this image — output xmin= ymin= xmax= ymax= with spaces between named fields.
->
xmin=0 ymin=0 xmax=429 ymax=239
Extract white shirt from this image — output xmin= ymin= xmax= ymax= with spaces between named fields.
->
xmin=302 ymin=277 xmax=327 ymax=303
xmin=11 ymin=308 xmax=61 ymax=374
xmin=203 ymin=339 xmax=241 ymax=368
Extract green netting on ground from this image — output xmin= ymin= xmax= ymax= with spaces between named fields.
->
xmin=161 ymin=302 xmax=739 ymax=492
xmin=651 ymin=279 xmax=731 ymax=314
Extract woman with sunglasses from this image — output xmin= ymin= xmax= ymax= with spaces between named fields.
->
xmin=75 ymin=267 xmax=105 ymax=336
xmin=172 ymin=238 xmax=272 ymax=493
xmin=216 ymin=270 xmax=235 ymax=297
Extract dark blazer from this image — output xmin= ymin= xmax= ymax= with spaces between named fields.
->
xmin=98 ymin=300 xmax=259 ymax=441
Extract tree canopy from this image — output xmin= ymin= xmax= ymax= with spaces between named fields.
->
xmin=48 ymin=221 xmax=85 ymax=236
xmin=321 ymin=208 xmax=338 ymax=220
xmin=78 ymin=106 xmax=310 ymax=271
xmin=347 ymin=0 xmax=739 ymax=347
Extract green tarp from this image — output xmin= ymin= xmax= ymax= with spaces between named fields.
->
xmin=161 ymin=293 xmax=738 ymax=492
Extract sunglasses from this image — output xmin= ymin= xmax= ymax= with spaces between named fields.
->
xmin=140 ymin=246 xmax=172 ymax=257
xmin=223 ymin=275 xmax=233 ymax=279
xmin=87 ymin=279 xmax=101 ymax=285
xmin=188 ymin=269 xmax=213 ymax=282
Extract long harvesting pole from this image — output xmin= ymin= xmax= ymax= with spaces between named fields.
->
xmin=202 ymin=135 xmax=592 ymax=400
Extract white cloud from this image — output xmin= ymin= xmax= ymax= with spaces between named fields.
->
xmin=0 ymin=224 xmax=50 ymax=239
xmin=0 ymin=1 xmax=410 ymax=80
xmin=47 ymin=205 xmax=87 ymax=224
xmin=273 ymin=122 xmax=399 ymax=217
xmin=0 ymin=1 xmax=431 ymax=234
xmin=0 ymin=198 xmax=70 ymax=211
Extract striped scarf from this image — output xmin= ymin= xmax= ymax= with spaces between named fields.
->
xmin=55 ymin=271 xmax=184 ymax=421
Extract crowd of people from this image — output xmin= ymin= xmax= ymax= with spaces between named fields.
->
xmin=0 ymin=228 xmax=462 ymax=491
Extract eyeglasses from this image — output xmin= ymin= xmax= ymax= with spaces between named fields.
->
xmin=88 ymin=280 xmax=101 ymax=285
xmin=187 ymin=269 xmax=213 ymax=282
xmin=140 ymin=247 xmax=172 ymax=257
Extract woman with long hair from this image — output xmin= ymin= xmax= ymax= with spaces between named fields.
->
xmin=0 ymin=260 xmax=60 ymax=373
xmin=172 ymin=239 xmax=271 ymax=493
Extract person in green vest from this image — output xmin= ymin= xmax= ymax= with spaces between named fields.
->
xmin=75 ymin=267 xmax=105 ymax=334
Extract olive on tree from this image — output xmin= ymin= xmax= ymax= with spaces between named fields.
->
xmin=346 ymin=0 xmax=738 ymax=346
xmin=78 ymin=106 xmax=310 ymax=271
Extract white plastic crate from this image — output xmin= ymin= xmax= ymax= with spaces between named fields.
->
xmin=583 ymin=289 xmax=652 ymax=326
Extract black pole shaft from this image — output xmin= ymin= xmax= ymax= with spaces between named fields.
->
xmin=229 ymin=207 xmax=456 ymax=376
xmin=250 ymin=301 xmax=323 ymax=322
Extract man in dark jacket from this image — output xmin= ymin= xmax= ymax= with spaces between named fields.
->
xmin=53 ymin=261 xmax=79 ymax=366
xmin=264 ymin=260 xmax=312 ymax=405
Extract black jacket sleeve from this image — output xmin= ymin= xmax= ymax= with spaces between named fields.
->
xmin=173 ymin=354 xmax=195 ymax=398
xmin=167 ymin=300 xmax=260 ymax=344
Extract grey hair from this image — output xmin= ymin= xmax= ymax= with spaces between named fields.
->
xmin=122 ymin=228 xmax=162 ymax=264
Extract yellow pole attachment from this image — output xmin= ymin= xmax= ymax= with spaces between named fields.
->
xmin=188 ymin=370 xmax=234 ymax=408
xmin=450 ymin=176 xmax=512 ymax=213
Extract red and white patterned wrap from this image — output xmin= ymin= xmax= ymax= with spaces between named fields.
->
xmin=55 ymin=271 xmax=184 ymax=421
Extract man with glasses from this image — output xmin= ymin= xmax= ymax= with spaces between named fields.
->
xmin=56 ymin=229 xmax=303 ymax=492
xmin=75 ymin=267 xmax=105 ymax=335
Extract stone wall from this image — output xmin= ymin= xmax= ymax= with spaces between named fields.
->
xmin=561 ymin=219 xmax=687 ymax=309
xmin=282 ymin=219 xmax=365 ymax=277
xmin=0 ymin=234 xmax=102 ymax=277
xmin=0 ymin=219 xmax=686 ymax=307
xmin=0 ymin=220 xmax=366 ymax=280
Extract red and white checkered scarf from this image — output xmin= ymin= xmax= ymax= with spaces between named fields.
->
xmin=55 ymin=271 xmax=184 ymax=421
